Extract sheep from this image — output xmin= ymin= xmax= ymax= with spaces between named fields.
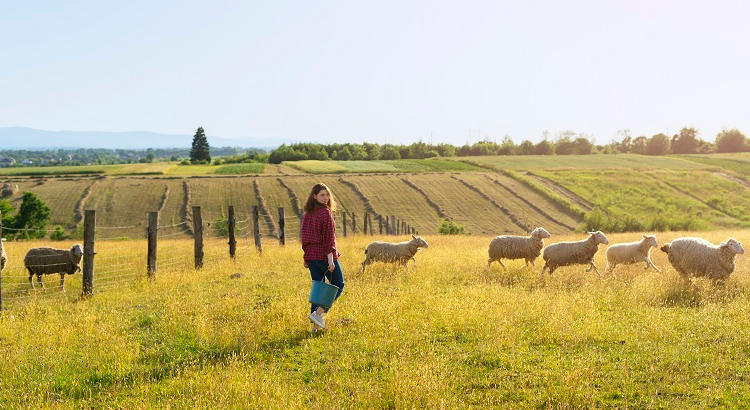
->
xmin=660 ymin=237 xmax=744 ymax=281
xmin=24 ymin=244 xmax=83 ymax=289
xmin=605 ymin=234 xmax=660 ymax=273
xmin=541 ymin=231 xmax=609 ymax=276
xmin=0 ymin=238 xmax=6 ymax=274
xmin=361 ymin=235 xmax=429 ymax=272
xmin=487 ymin=227 xmax=551 ymax=269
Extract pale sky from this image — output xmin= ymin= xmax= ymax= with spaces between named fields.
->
xmin=2 ymin=0 xmax=749 ymax=145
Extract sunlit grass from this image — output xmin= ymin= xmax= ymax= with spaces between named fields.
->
xmin=2 ymin=231 xmax=750 ymax=406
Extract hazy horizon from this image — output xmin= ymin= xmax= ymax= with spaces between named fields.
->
xmin=2 ymin=0 xmax=749 ymax=145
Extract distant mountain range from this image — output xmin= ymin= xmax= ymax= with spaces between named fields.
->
xmin=0 ymin=127 xmax=288 ymax=150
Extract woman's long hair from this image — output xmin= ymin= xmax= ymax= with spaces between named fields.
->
xmin=303 ymin=183 xmax=337 ymax=214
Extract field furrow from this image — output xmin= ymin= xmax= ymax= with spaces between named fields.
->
xmin=347 ymin=175 xmax=443 ymax=234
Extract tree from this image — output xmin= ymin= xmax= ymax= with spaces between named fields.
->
xmin=716 ymin=129 xmax=747 ymax=153
xmin=515 ymin=140 xmax=535 ymax=155
xmin=534 ymin=140 xmax=555 ymax=155
xmin=12 ymin=192 xmax=51 ymax=239
xmin=381 ymin=145 xmax=401 ymax=160
xmin=632 ymin=136 xmax=648 ymax=155
xmin=572 ymin=137 xmax=594 ymax=154
xmin=615 ymin=129 xmax=632 ymax=153
xmin=0 ymin=199 xmax=14 ymax=228
xmin=671 ymin=127 xmax=700 ymax=154
xmin=497 ymin=137 xmax=515 ymax=155
xmin=646 ymin=133 xmax=670 ymax=155
xmin=190 ymin=127 xmax=211 ymax=163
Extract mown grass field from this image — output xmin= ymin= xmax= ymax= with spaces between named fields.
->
xmin=1 ymin=232 xmax=750 ymax=407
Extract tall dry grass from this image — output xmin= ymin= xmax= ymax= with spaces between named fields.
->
xmin=1 ymin=231 xmax=749 ymax=407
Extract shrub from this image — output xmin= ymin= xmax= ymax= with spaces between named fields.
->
xmin=50 ymin=225 xmax=70 ymax=241
xmin=213 ymin=217 xmax=228 ymax=237
xmin=438 ymin=219 xmax=466 ymax=235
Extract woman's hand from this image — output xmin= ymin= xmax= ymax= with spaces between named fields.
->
xmin=303 ymin=260 xmax=308 ymax=268
xmin=327 ymin=253 xmax=335 ymax=272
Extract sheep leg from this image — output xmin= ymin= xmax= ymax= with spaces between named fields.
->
xmin=59 ymin=274 xmax=65 ymax=291
xmin=28 ymin=271 xmax=34 ymax=289
xmin=605 ymin=262 xmax=615 ymax=273
xmin=540 ymin=262 xmax=550 ymax=277
xmin=37 ymin=275 xmax=44 ymax=288
xmin=411 ymin=257 xmax=417 ymax=270
xmin=588 ymin=262 xmax=602 ymax=277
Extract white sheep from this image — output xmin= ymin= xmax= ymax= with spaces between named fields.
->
xmin=487 ymin=227 xmax=551 ymax=269
xmin=361 ymin=235 xmax=429 ymax=272
xmin=541 ymin=231 xmax=609 ymax=276
xmin=605 ymin=235 xmax=660 ymax=273
xmin=660 ymin=237 xmax=744 ymax=281
xmin=24 ymin=244 xmax=83 ymax=289
xmin=0 ymin=238 xmax=6 ymax=274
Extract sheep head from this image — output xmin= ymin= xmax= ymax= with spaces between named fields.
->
xmin=411 ymin=234 xmax=429 ymax=249
xmin=68 ymin=244 xmax=84 ymax=269
xmin=721 ymin=238 xmax=744 ymax=255
xmin=531 ymin=227 xmax=551 ymax=239
xmin=642 ymin=235 xmax=659 ymax=248
xmin=588 ymin=231 xmax=609 ymax=245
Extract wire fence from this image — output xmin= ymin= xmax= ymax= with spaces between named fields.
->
xmin=0 ymin=206 xmax=414 ymax=309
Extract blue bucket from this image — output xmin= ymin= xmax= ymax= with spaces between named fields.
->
xmin=309 ymin=280 xmax=340 ymax=309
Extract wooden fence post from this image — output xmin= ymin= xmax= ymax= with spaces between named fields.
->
xmin=278 ymin=207 xmax=285 ymax=245
xmin=351 ymin=212 xmax=356 ymax=234
xmin=391 ymin=216 xmax=396 ymax=236
xmin=253 ymin=205 xmax=262 ymax=253
xmin=147 ymin=211 xmax=158 ymax=277
xmin=363 ymin=213 xmax=368 ymax=235
xmin=228 ymin=206 xmax=237 ymax=259
xmin=193 ymin=206 xmax=204 ymax=269
xmin=342 ymin=212 xmax=348 ymax=237
xmin=0 ymin=210 xmax=3 ymax=310
xmin=378 ymin=215 xmax=383 ymax=235
xmin=397 ymin=218 xmax=401 ymax=235
xmin=82 ymin=209 xmax=95 ymax=297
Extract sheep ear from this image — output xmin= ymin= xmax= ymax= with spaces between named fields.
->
xmin=643 ymin=235 xmax=647 ymax=239
xmin=411 ymin=234 xmax=416 ymax=239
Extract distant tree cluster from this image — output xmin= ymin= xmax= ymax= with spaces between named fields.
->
xmin=268 ymin=127 xmax=749 ymax=163
xmin=0 ymin=146 xmax=262 ymax=168
xmin=0 ymin=193 xmax=51 ymax=239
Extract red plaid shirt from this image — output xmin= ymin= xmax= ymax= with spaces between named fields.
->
xmin=301 ymin=205 xmax=340 ymax=261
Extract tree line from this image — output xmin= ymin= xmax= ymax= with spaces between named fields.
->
xmin=268 ymin=128 xmax=749 ymax=163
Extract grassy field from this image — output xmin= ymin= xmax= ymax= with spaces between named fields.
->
xmin=458 ymin=154 xmax=710 ymax=170
xmin=2 ymin=232 xmax=750 ymax=407
xmin=283 ymin=159 xmax=482 ymax=174
xmin=532 ymin=169 xmax=744 ymax=232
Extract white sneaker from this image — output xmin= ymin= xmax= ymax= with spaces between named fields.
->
xmin=311 ymin=324 xmax=319 ymax=334
xmin=309 ymin=311 xmax=326 ymax=329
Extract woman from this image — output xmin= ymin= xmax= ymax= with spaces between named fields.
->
xmin=301 ymin=183 xmax=345 ymax=332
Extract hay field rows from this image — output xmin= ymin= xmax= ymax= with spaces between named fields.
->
xmin=5 ymin=153 xmax=750 ymax=237
xmin=2 ymin=232 xmax=750 ymax=407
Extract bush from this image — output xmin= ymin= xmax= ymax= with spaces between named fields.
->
xmin=438 ymin=219 xmax=466 ymax=235
xmin=50 ymin=225 xmax=70 ymax=241
xmin=179 ymin=159 xmax=191 ymax=165
xmin=212 ymin=217 xmax=228 ymax=237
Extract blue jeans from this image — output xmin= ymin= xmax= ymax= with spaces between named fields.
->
xmin=308 ymin=260 xmax=345 ymax=313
